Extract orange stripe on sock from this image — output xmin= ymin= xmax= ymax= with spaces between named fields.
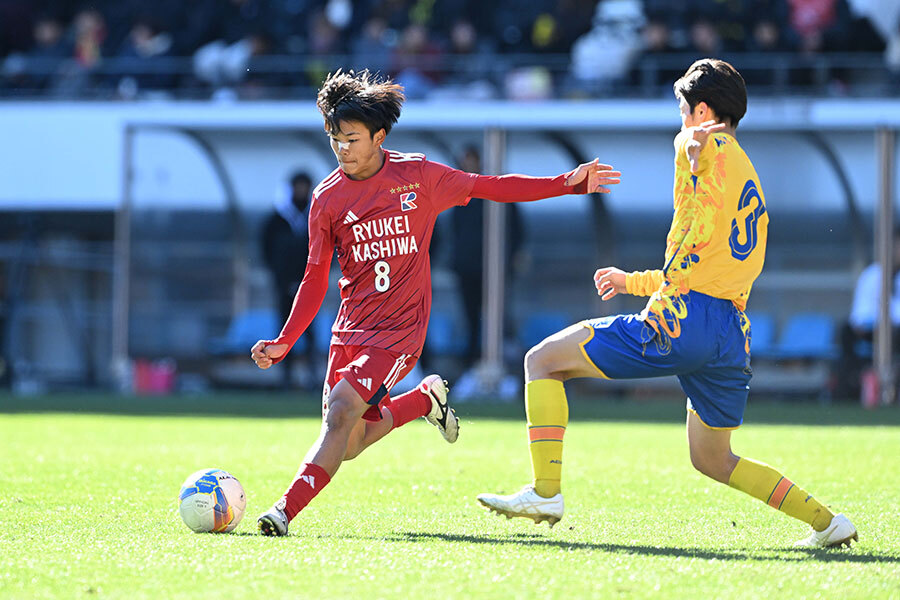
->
xmin=767 ymin=477 xmax=794 ymax=509
xmin=528 ymin=426 xmax=565 ymax=442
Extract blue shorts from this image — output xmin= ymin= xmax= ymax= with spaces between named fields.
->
xmin=579 ymin=291 xmax=752 ymax=429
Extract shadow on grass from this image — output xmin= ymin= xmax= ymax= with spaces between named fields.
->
xmin=383 ymin=531 xmax=900 ymax=564
xmin=2 ymin=392 xmax=899 ymax=427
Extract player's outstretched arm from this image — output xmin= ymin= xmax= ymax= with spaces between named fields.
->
xmin=685 ymin=120 xmax=727 ymax=173
xmin=250 ymin=261 xmax=329 ymax=369
xmin=469 ymin=159 xmax=621 ymax=203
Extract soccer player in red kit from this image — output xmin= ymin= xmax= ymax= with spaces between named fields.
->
xmin=251 ymin=69 xmax=621 ymax=536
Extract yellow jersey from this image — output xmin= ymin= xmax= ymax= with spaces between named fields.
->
xmin=625 ymin=130 xmax=768 ymax=340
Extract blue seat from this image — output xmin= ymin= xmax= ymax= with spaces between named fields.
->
xmin=746 ymin=311 xmax=776 ymax=358
xmin=773 ymin=312 xmax=838 ymax=360
xmin=209 ymin=309 xmax=281 ymax=355
xmin=518 ymin=311 xmax=571 ymax=350
xmin=425 ymin=311 xmax=466 ymax=356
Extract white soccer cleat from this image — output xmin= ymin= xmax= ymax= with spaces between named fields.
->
xmin=476 ymin=485 xmax=564 ymax=527
xmin=794 ymin=513 xmax=858 ymax=548
xmin=421 ymin=374 xmax=459 ymax=443
xmin=257 ymin=501 xmax=289 ymax=537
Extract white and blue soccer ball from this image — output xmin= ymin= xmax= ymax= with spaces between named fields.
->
xmin=178 ymin=469 xmax=246 ymax=533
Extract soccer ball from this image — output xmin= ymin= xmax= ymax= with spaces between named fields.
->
xmin=178 ymin=469 xmax=246 ymax=533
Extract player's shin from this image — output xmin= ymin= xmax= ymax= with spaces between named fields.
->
xmin=281 ymin=462 xmax=331 ymax=521
xmin=388 ymin=387 xmax=431 ymax=430
xmin=525 ymin=379 xmax=568 ymax=498
xmin=728 ymin=457 xmax=835 ymax=531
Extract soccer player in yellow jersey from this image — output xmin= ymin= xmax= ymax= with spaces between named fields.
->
xmin=477 ymin=59 xmax=858 ymax=548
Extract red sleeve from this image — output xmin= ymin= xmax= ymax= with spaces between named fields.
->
xmin=421 ymin=160 xmax=479 ymax=212
xmin=266 ymin=261 xmax=329 ymax=363
xmin=307 ymin=193 xmax=334 ymax=265
xmin=470 ymin=171 xmax=588 ymax=203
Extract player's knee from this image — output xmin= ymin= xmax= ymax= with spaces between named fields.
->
xmin=525 ymin=343 xmax=558 ymax=380
xmin=689 ymin=450 xmax=732 ymax=483
xmin=324 ymin=396 xmax=358 ymax=432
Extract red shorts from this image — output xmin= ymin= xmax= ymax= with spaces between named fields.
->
xmin=323 ymin=344 xmax=417 ymax=422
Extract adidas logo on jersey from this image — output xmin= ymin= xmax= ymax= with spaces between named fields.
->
xmin=343 ymin=211 xmax=360 ymax=225
xmin=358 ymin=377 xmax=372 ymax=391
xmin=300 ymin=475 xmax=316 ymax=488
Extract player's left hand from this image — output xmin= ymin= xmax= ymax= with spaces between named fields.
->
xmin=565 ymin=158 xmax=621 ymax=193
xmin=594 ymin=266 xmax=627 ymax=300
xmin=686 ymin=120 xmax=727 ymax=172
xmin=250 ymin=340 xmax=287 ymax=369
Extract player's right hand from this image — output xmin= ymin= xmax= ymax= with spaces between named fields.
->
xmin=594 ymin=267 xmax=627 ymax=301
xmin=250 ymin=340 xmax=288 ymax=369
xmin=686 ymin=120 xmax=727 ymax=172
xmin=564 ymin=158 xmax=621 ymax=193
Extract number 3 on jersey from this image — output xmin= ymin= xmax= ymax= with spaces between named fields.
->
xmin=374 ymin=260 xmax=391 ymax=292
xmin=729 ymin=179 xmax=766 ymax=261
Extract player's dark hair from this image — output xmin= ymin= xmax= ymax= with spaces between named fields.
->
xmin=674 ymin=59 xmax=747 ymax=128
xmin=317 ymin=69 xmax=405 ymax=138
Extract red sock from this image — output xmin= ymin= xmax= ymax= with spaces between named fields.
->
xmin=388 ymin=387 xmax=432 ymax=430
xmin=280 ymin=462 xmax=331 ymax=521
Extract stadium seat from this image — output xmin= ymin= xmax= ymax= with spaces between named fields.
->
xmin=209 ymin=309 xmax=281 ymax=356
xmin=518 ymin=311 xmax=572 ymax=350
xmin=746 ymin=311 xmax=776 ymax=358
xmin=425 ymin=311 xmax=466 ymax=356
xmin=772 ymin=312 xmax=838 ymax=360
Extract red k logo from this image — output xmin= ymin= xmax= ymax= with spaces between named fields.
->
xmin=400 ymin=192 xmax=417 ymax=211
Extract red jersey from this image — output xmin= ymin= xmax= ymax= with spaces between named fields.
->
xmin=267 ymin=148 xmax=589 ymax=362
xmin=309 ymin=149 xmax=478 ymax=356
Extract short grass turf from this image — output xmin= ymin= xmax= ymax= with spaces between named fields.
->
xmin=2 ymin=394 xmax=899 ymax=600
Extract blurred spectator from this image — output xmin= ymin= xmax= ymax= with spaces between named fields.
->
xmin=529 ymin=0 xmax=594 ymax=54
xmin=351 ymin=17 xmax=393 ymax=74
xmin=489 ymin=0 xmax=553 ymax=52
xmin=115 ymin=16 xmax=175 ymax=97
xmin=749 ymin=17 xmax=797 ymax=53
xmin=833 ymin=228 xmax=900 ymax=400
xmin=429 ymin=19 xmax=499 ymax=100
xmin=391 ymin=23 xmax=443 ymax=99
xmin=191 ymin=0 xmax=273 ymax=92
xmin=570 ymin=0 xmax=645 ymax=92
xmin=72 ymin=7 xmax=106 ymax=68
xmin=261 ymin=171 xmax=316 ymax=389
xmin=17 ymin=13 xmax=71 ymax=91
xmin=31 ymin=14 xmax=69 ymax=59
xmin=0 ymin=0 xmax=896 ymax=99
xmin=632 ymin=18 xmax=684 ymax=93
xmin=785 ymin=0 xmax=853 ymax=54
xmin=689 ymin=18 xmax=723 ymax=56
xmin=643 ymin=0 xmax=691 ymax=49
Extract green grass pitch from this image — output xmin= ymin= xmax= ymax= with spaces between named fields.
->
xmin=2 ymin=393 xmax=899 ymax=599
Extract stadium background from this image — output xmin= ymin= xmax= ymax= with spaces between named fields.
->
xmin=0 ymin=0 xmax=898 ymax=404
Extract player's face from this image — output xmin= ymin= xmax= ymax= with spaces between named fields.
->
xmin=327 ymin=120 xmax=386 ymax=180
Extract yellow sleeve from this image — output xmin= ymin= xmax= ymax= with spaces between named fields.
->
xmin=674 ymin=130 xmax=716 ymax=175
xmin=626 ymin=269 xmax=665 ymax=296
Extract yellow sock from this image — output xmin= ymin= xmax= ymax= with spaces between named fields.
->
xmin=525 ymin=379 xmax=568 ymax=498
xmin=728 ymin=457 xmax=835 ymax=531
